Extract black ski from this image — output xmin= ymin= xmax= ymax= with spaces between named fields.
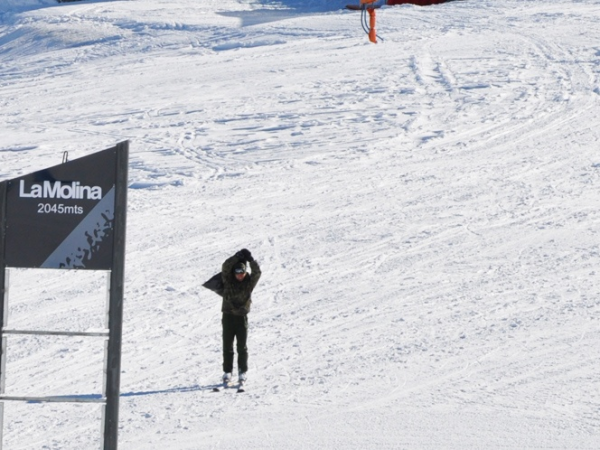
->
xmin=212 ymin=383 xmax=245 ymax=393
xmin=212 ymin=380 xmax=234 ymax=392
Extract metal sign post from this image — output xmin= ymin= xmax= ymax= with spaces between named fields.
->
xmin=0 ymin=182 xmax=7 ymax=442
xmin=103 ymin=141 xmax=128 ymax=450
xmin=0 ymin=141 xmax=128 ymax=450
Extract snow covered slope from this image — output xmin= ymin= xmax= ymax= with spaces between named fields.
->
xmin=1 ymin=0 xmax=600 ymax=448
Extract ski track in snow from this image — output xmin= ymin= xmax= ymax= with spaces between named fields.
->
xmin=1 ymin=0 xmax=600 ymax=449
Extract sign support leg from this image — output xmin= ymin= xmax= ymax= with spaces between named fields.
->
xmin=0 ymin=177 xmax=7 ymax=450
xmin=103 ymin=141 xmax=128 ymax=450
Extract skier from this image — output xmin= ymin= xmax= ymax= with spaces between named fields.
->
xmin=220 ymin=248 xmax=261 ymax=386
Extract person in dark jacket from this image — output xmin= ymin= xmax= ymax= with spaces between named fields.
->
xmin=220 ymin=248 xmax=261 ymax=385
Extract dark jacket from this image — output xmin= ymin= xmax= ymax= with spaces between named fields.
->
xmin=221 ymin=255 xmax=261 ymax=316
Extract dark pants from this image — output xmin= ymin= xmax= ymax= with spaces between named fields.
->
xmin=222 ymin=313 xmax=248 ymax=374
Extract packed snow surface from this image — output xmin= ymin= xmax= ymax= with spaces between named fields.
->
xmin=1 ymin=0 xmax=600 ymax=448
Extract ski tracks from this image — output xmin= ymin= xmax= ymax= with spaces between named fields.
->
xmin=402 ymin=9 xmax=600 ymax=158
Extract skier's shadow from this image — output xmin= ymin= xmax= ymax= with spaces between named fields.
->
xmin=121 ymin=385 xmax=218 ymax=397
xmin=30 ymin=385 xmax=220 ymax=403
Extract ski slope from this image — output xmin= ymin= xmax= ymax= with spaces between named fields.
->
xmin=1 ymin=0 xmax=600 ymax=448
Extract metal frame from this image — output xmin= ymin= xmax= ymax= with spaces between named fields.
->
xmin=2 ymin=330 xmax=109 ymax=337
xmin=0 ymin=274 xmax=111 ymax=446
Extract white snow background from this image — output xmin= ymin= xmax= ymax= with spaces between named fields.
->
xmin=1 ymin=0 xmax=600 ymax=448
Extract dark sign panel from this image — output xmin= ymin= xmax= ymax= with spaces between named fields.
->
xmin=2 ymin=146 xmax=118 ymax=270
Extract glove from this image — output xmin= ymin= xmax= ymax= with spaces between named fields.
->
xmin=237 ymin=248 xmax=253 ymax=262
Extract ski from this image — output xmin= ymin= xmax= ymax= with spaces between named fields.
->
xmin=212 ymin=381 xmax=246 ymax=392
xmin=212 ymin=380 xmax=234 ymax=392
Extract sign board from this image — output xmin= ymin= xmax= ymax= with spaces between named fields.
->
xmin=0 ymin=141 xmax=128 ymax=450
xmin=2 ymin=146 xmax=119 ymax=270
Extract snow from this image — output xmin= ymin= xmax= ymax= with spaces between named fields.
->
xmin=1 ymin=0 xmax=600 ymax=448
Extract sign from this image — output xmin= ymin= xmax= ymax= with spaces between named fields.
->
xmin=2 ymin=145 xmax=120 ymax=270
xmin=0 ymin=141 xmax=128 ymax=450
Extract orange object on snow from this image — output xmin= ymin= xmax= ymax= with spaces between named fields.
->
xmin=367 ymin=7 xmax=377 ymax=43
xmin=348 ymin=0 xmax=460 ymax=44
xmin=360 ymin=0 xmax=378 ymax=43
